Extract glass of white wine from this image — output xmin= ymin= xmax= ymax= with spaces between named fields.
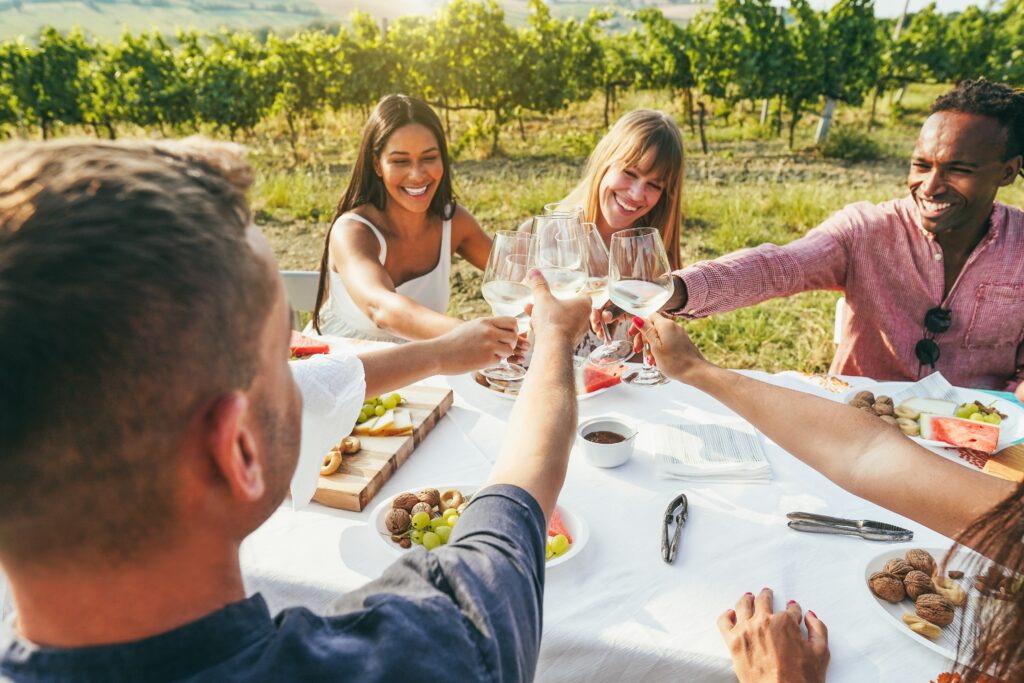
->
xmin=608 ymin=227 xmax=674 ymax=386
xmin=528 ymin=214 xmax=588 ymax=301
xmin=581 ymin=222 xmax=633 ymax=366
xmin=543 ymin=202 xmax=585 ymax=225
xmin=480 ymin=230 xmax=534 ymax=382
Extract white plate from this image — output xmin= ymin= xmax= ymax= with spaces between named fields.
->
xmin=471 ymin=375 xmax=614 ymax=402
xmin=863 ymin=546 xmax=985 ymax=661
xmin=843 ymin=382 xmax=1024 ymax=450
xmin=372 ymin=485 xmax=589 ymax=568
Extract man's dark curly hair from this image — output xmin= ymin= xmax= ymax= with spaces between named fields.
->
xmin=931 ymin=79 xmax=1024 ymax=178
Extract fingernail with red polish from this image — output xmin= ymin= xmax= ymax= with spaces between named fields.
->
xmin=633 ymin=316 xmax=644 ymax=328
xmin=787 ymin=600 xmax=796 ymax=605
xmin=744 ymin=592 xmax=753 ymax=596
xmin=807 ymin=610 xmax=817 ymax=619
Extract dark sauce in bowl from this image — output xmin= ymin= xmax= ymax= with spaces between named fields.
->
xmin=584 ymin=430 xmax=627 ymax=444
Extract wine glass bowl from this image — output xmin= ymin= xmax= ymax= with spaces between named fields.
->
xmin=608 ymin=227 xmax=673 ymax=386
xmin=480 ymin=231 xmax=533 ymax=382
xmin=580 ymin=222 xmax=634 ymax=366
xmin=529 ymin=214 xmax=588 ymax=301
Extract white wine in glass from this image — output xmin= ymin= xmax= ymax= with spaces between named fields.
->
xmin=480 ymin=231 xmax=533 ymax=382
xmin=529 ymin=214 xmax=588 ymax=301
xmin=608 ymin=227 xmax=674 ymax=386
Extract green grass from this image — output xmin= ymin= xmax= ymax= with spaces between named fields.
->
xmin=160 ymin=83 xmax=1024 ymax=374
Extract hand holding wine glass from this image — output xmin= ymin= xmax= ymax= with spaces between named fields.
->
xmin=480 ymin=230 xmax=534 ymax=382
xmin=608 ymin=227 xmax=674 ymax=386
xmin=580 ymin=222 xmax=634 ymax=366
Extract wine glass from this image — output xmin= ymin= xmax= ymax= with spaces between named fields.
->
xmin=608 ymin=227 xmax=674 ymax=386
xmin=480 ymin=230 xmax=534 ymax=382
xmin=528 ymin=214 xmax=588 ymax=301
xmin=581 ymin=222 xmax=633 ymax=366
xmin=543 ymin=202 xmax=586 ymax=225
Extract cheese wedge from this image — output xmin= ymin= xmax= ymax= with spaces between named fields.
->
xmin=353 ymin=416 xmax=379 ymax=436
xmin=369 ymin=409 xmax=395 ymax=436
xmin=390 ymin=408 xmax=413 ymax=436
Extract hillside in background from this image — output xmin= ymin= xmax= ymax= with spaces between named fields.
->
xmin=0 ymin=0 xmax=707 ymax=40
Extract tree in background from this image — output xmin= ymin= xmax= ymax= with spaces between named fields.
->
xmin=991 ymin=0 xmax=1024 ymax=84
xmin=779 ymin=0 xmax=825 ymax=149
xmin=22 ymin=28 xmax=93 ymax=138
xmin=633 ymin=7 xmax=694 ymax=129
xmin=945 ymin=5 xmax=994 ymax=84
xmin=815 ymin=0 xmax=878 ymax=142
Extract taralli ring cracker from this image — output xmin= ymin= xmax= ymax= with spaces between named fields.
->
xmin=320 ymin=450 xmax=342 ymax=476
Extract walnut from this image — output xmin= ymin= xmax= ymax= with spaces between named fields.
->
xmin=869 ymin=571 xmax=906 ymax=602
xmin=340 ymin=436 xmax=361 ymax=454
xmin=947 ymin=570 xmax=964 ymax=580
xmin=902 ymin=613 xmax=941 ymax=639
xmin=439 ymin=489 xmax=465 ymax=512
xmin=849 ymin=398 xmax=872 ymax=410
xmin=875 ymin=395 xmax=894 ymax=405
xmin=392 ymin=492 xmax=420 ymax=511
xmin=385 ymin=509 xmax=411 ymax=534
xmin=933 ymin=577 xmax=967 ymax=606
xmin=883 ymin=558 xmax=914 ymax=579
xmin=873 ymin=401 xmax=895 ymax=416
xmin=399 ymin=537 xmax=412 ymax=549
xmin=904 ymin=570 xmax=936 ymax=600
xmin=916 ymin=594 xmax=954 ymax=626
xmin=411 ymin=502 xmax=434 ymax=517
xmin=906 ymin=549 xmax=937 ymax=576
xmin=853 ymin=390 xmax=875 ymax=404
xmin=417 ymin=488 xmax=441 ymax=509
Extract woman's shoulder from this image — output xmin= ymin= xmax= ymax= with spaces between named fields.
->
xmin=331 ymin=207 xmax=385 ymax=254
xmin=448 ymin=203 xmax=483 ymax=233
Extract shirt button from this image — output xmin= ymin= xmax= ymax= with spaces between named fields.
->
xmin=933 ymin=252 xmax=943 ymax=261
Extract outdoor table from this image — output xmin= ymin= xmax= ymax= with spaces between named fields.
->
xmin=238 ymin=364 xmax=983 ymax=683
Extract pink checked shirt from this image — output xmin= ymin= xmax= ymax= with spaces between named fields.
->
xmin=672 ymin=196 xmax=1024 ymax=390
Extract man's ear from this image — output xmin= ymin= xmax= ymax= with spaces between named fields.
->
xmin=206 ymin=392 xmax=265 ymax=502
xmin=1000 ymin=154 xmax=1022 ymax=186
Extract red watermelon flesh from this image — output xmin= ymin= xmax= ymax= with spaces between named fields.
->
xmin=290 ymin=331 xmax=330 ymax=357
xmin=582 ymin=363 xmax=625 ymax=393
xmin=547 ymin=508 xmax=573 ymax=544
xmin=920 ymin=414 xmax=999 ymax=454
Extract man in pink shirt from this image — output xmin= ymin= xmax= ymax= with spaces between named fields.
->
xmin=659 ymin=79 xmax=1024 ymax=390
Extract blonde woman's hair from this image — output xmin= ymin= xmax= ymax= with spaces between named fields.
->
xmin=564 ymin=110 xmax=684 ymax=269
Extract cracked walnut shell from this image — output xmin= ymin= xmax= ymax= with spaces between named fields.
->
xmin=417 ymin=488 xmax=441 ymax=509
xmin=916 ymin=594 xmax=954 ymax=626
xmin=385 ymin=508 xmax=411 ymax=534
xmin=869 ymin=571 xmax=906 ymax=603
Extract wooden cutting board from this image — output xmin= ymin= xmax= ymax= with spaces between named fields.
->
xmin=983 ymin=443 xmax=1024 ymax=482
xmin=313 ymin=384 xmax=453 ymax=512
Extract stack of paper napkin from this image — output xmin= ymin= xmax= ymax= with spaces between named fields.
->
xmin=650 ymin=421 xmax=772 ymax=483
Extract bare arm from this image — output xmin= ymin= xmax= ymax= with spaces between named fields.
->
xmin=638 ymin=314 xmax=1017 ymax=544
xmin=331 ymin=220 xmax=461 ymax=340
xmin=451 ymin=206 xmax=493 ymax=271
xmin=484 ymin=271 xmax=591 ymax=521
xmin=357 ymin=317 xmax=522 ymax=399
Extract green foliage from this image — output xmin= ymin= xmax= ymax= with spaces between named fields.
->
xmin=819 ymin=125 xmax=882 ymax=161
xmin=821 ymin=0 xmax=879 ymax=106
xmin=889 ymin=3 xmax=951 ymax=85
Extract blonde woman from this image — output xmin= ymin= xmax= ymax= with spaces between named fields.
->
xmin=547 ymin=109 xmax=685 ymax=353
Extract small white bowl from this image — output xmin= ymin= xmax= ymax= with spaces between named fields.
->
xmin=577 ymin=418 xmax=637 ymax=468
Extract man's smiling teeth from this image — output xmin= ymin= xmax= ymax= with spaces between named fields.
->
xmin=403 ymin=185 xmax=428 ymax=197
xmin=614 ymin=194 xmax=640 ymax=213
xmin=921 ymin=198 xmax=952 ymax=213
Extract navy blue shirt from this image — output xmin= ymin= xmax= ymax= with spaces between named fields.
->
xmin=1 ymin=485 xmax=546 ymax=682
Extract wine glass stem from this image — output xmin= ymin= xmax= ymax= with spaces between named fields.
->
xmin=599 ymin=316 xmax=613 ymax=342
xmin=641 ymin=341 xmax=653 ymax=371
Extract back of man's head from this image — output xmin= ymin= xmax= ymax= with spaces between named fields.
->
xmin=932 ymin=79 xmax=1024 ymax=176
xmin=0 ymin=139 xmax=275 ymax=568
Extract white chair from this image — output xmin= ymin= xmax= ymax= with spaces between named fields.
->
xmin=833 ymin=295 xmax=846 ymax=345
xmin=281 ymin=271 xmax=320 ymax=330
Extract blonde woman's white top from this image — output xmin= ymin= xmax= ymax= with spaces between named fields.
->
xmin=312 ymin=212 xmax=452 ymax=342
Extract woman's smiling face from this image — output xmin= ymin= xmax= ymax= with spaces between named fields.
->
xmin=597 ymin=152 xmax=666 ymax=230
xmin=374 ymin=123 xmax=444 ymax=213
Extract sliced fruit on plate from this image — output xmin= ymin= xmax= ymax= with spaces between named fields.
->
xmin=920 ymin=414 xmax=1000 ymax=453
xmin=290 ymin=331 xmax=329 ymax=357
xmin=582 ymin=363 xmax=626 ymax=393
xmin=547 ymin=507 xmax=573 ymax=544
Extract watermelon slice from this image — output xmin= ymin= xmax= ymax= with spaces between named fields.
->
xmin=290 ymin=331 xmax=329 ymax=357
xmin=547 ymin=508 xmax=573 ymax=544
xmin=582 ymin=363 xmax=625 ymax=393
xmin=920 ymin=414 xmax=1000 ymax=453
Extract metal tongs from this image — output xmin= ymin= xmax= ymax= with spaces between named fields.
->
xmin=662 ymin=493 xmax=688 ymax=563
xmin=787 ymin=512 xmax=914 ymax=542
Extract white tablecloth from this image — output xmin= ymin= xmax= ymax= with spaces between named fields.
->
xmin=240 ymin=368 xmax=971 ymax=682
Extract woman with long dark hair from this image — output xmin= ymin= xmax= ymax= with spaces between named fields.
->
xmin=311 ymin=95 xmax=515 ymax=357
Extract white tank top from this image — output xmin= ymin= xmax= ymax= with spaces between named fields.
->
xmin=313 ymin=212 xmax=452 ymax=342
